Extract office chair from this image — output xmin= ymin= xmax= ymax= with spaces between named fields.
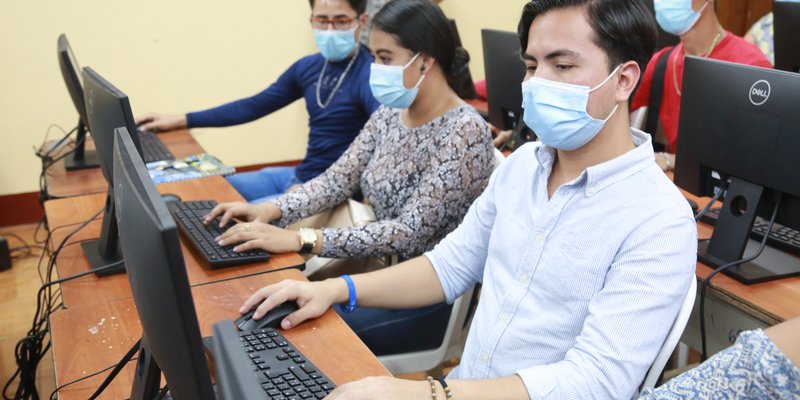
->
xmin=639 ymin=277 xmax=697 ymax=394
xmin=377 ymin=284 xmax=477 ymax=375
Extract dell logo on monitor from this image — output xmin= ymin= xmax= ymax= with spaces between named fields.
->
xmin=749 ymin=80 xmax=771 ymax=106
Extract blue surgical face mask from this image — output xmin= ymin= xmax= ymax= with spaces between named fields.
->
xmin=314 ymin=27 xmax=357 ymax=61
xmin=369 ymin=52 xmax=426 ymax=109
xmin=521 ymin=65 xmax=621 ymax=151
xmin=654 ymin=0 xmax=710 ymax=36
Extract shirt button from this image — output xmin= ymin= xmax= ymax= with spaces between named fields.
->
xmin=587 ymin=186 xmax=597 ymax=195
xmin=499 ymin=313 xmax=508 ymax=322
xmin=534 ymin=234 xmax=544 ymax=243
xmin=518 ymin=274 xmax=528 ymax=282
xmin=481 ymin=354 xmax=489 ymax=363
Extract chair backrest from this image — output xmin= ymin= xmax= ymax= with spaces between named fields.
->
xmin=639 ymin=277 xmax=697 ymax=393
xmin=377 ymin=285 xmax=476 ymax=375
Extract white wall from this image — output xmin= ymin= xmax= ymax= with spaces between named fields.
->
xmin=0 ymin=0 xmax=528 ymax=197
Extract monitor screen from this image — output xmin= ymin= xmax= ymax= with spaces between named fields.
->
xmin=58 ymin=34 xmax=87 ymax=126
xmin=674 ymin=56 xmax=800 ymax=283
xmin=58 ymin=34 xmax=99 ymax=170
xmin=113 ymin=126 xmax=216 ymax=400
xmin=79 ymin=67 xmax=144 ymax=275
xmin=482 ymin=29 xmax=525 ymax=131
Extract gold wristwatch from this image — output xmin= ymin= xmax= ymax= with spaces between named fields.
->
xmin=298 ymin=228 xmax=318 ymax=254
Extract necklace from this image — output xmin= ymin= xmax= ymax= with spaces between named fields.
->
xmin=316 ymin=47 xmax=359 ymax=109
xmin=672 ymin=28 xmax=724 ymax=96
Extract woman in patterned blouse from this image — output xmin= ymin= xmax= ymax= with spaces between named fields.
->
xmin=207 ymin=0 xmax=494 ymax=355
xmin=641 ymin=316 xmax=799 ymax=399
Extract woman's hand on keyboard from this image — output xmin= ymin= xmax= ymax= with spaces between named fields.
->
xmin=204 ymin=201 xmax=281 ymax=228
xmin=216 ymin=221 xmax=300 ymax=254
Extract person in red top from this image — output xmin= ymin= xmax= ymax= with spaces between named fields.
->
xmin=631 ymin=0 xmax=771 ymax=171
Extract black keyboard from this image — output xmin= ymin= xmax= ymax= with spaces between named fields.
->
xmin=239 ymin=327 xmax=336 ymax=399
xmin=699 ymin=208 xmax=800 ymax=257
xmin=139 ymin=130 xmax=175 ymax=163
xmin=169 ymin=200 xmax=271 ymax=269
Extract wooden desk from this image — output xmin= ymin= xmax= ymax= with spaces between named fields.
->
xmin=680 ymin=191 xmax=800 ymax=354
xmin=46 ymin=177 xmax=305 ymax=308
xmin=45 ymin=130 xmax=204 ymax=199
xmin=50 ymin=269 xmax=390 ymax=400
xmin=45 ymin=176 xmax=241 ymax=229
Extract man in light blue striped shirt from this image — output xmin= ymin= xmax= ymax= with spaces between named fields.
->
xmin=241 ymin=0 xmax=698 ymax=398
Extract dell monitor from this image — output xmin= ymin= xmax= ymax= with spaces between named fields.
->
xmin=482 ymin=29 xmax=525 ymax=132
xmin=774 ymin=0 xmax=800 ymax=73
xmin=58 ymin=34 xmax=100 ymax=170
xmin=674 ymin=56 xmax=800 ymax=283
xmin=113 ymin=127 xmax=216 ymax=400
xmin=81 ymin=67 xmax=144 ymax=276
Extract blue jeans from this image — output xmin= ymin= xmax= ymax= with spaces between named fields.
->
xmin=336 ymin=302 xmax=452 ymax=356
xmin=226 ymin=166 xmax=303 ymax=204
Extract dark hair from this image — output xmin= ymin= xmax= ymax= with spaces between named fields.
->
xmin=372 ymin=0 xmax=471 ymax=92
xmin=518 ymin=0 xmax=657 ymax=72
xmin=308 ymin=0 xmax=366 ymax=15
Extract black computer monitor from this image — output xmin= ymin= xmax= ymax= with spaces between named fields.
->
xmin=212 ymin=322 xmax=265 ymax=400
xmin=58 ymin=34 xmax=100 ymax=170
xmin=448 ymin=19 xmax=477 ymax=100
xmin=80 ymin=67 xmax=143 ymax=276
xmin=774 ymin=0 xmax=800 ymax=73
xmin=674 ymin=56 xmax=800 ymax=283
xmin=482 ymin=29 xmax=525 ymax=131
xmin=113 ymin=127 xmax=216 ymax=400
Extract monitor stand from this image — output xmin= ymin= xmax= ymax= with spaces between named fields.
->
xmin=698 ymin=239 xmax=800 ymax=284
xmin=64 ymin=120 xmax=100 ymax=171
xmin=698 ymin=177 xmax=800 ymax=284
xmin=81 ymin=190 xmax=125 ymax=276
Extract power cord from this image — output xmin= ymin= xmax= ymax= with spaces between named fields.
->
xmin=698 ymin=193 xmax=782 ymax=361
xmin=48 ymin=357 xmax=139 ymax=400
xmin=694 ymin=189 xmax=724 ymax=222
xmin=2 ymin=208 xmax=115 ymax=400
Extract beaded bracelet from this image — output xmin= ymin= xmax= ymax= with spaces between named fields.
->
xmin=426 ymin=376 xmax=453 ymax=399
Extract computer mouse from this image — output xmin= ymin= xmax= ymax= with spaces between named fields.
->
xmin=685 ymin=197 xmax=699 ymax=213
xmin=160 ymin=193 xmax=182 ymax=204
xmin=235 ymin=301 xmax=300 ymax=331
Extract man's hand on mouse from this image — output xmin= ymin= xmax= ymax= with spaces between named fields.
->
xmin=240 ymin=278 xmax=347 ymax=330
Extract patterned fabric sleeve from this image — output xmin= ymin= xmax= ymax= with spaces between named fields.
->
xmin=639 ymin=329 xmax=800 ymax=399
xmin=268 ymin=108 xmax=383 ymax=225
xmin=320 ymin=114 xmax=493 ymax=259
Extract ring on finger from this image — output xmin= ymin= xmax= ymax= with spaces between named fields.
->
xmin=244 ymin=224 xmax=252 ymax=232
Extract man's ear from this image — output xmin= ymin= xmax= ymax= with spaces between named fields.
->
xmin=616 ymin=61 xmax=641 ymax=103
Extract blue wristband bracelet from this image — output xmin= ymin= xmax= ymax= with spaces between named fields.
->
xmin=338 ymin=274 xmax=357 ymax=314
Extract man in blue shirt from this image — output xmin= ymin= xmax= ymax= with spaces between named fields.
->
xmin=236 ymin=0 xmax=698 ymax=399
xmin=137 ymin=0 xmax=380 ymax=203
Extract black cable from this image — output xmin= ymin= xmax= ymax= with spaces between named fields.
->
xmin=87 ymin=340 xmax=141 ymax=400
xmin=694 ymin=189 xmax=724 ymax=222
xmin=48 ymin=357 xmax=139 ymax=400
xmin=698 ymin=194 xmax=782 ymax=361
xmin=3 ymin=208 xmax=105 ymax=400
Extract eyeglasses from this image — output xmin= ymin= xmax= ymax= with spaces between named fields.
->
xmin=310 ymin=15 xmax=358 ymax=31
